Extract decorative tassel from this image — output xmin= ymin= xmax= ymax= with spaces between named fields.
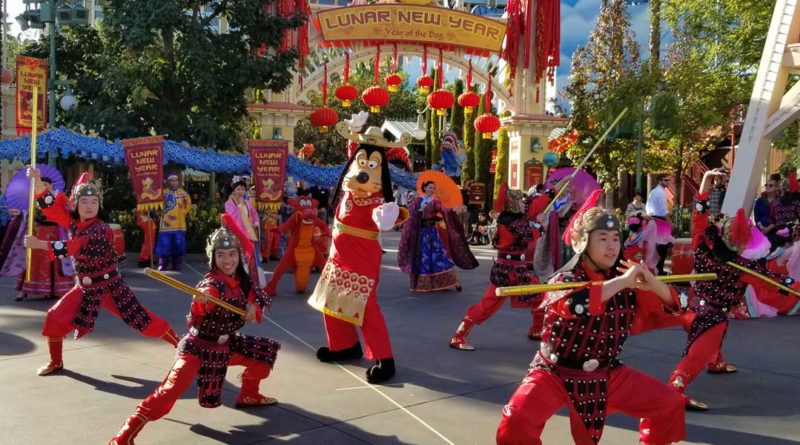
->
xmin=220 ymin=214 xmax=256 ymax=260
xmin=467 ymin=59 xmax=473 ymax=88
xmin=536 ymin=87 xmax=540 ymax=103
xmin=493 ymin=183 xmax=510 ymax=213
xmin=392 ymin=44 xmax=398 ymax=74
xmin=563 ymin=189 xmax=602 ymax=246
xmin=729 ymin=208 xmax=752 ymax=249
xmin=344 ymin=52 xmax=350 ymax=83
xmin=322 ymin=63 xmax=328 ymax=106
xmin=438 ymin=49 xmax=444 ymax=89
xmin=373 ymin=45 xmax=381 ymax=85
xmin=422 ymin=46 xmax=428 ymax=76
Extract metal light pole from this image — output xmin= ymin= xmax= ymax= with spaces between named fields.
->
xmin=48 ymin=0 xmax=56 ymax=132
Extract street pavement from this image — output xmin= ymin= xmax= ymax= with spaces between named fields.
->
xmin=1 ymin=231 xmax=799 ymax=445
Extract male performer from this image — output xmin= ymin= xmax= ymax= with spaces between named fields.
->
xmin=497 ymin=197 xmax=685 ymax=445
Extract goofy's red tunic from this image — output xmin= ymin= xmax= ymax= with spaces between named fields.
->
xmin=308 ymin=192 xmax=393 ymax=359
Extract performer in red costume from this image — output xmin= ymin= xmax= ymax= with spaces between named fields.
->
xmin=308 ymin=125 xmax=400 ymax=384
xmin=265 ymin=195 xmax=329 ymax=296
xmin=496 ymin=200 xmax=686 ymax=445
xmin=24 ymin=169 xmax=179 ymax=376
xmin=108 ymin=219 xmax=280 ymax=445
xmin=449 ymin=184 xmax=548 ymax=350
xmin=667 ymin=170 xmax=795 ymax=410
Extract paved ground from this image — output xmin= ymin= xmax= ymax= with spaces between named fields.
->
xmin=1 ymin=231 xmax=799 ymax=445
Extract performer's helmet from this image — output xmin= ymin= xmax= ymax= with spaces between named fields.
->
xmin=206 ymin=227 xmax=242 ymax=267
xmin=569 ymin=207 xmax=621 ymax=255
xmin=717 ymin=208 xmax=752 ymax=253
xmin=71 ymin=172 xmax=102 ymax=208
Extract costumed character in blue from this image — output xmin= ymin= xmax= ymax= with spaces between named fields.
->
xmin=432 ymin=131 xmax=466 ymax=179
xmin=156 ymin=173 xmax=192 ymax=271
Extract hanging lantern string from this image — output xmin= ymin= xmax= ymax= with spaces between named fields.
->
xmin=467 ymin=59 xmax=473 ymax=89
xmin=323 ymin=63 xmax=328 ymax=106
xmin=437 ymin=48 xmax=444 ymax=89
xmin=344 ymin=52 xmax=350 ymax=84
xmin=393 ymin=43 xmax=398 ymax=74
xmin=422 ymin=45 xmax=428 ymax=75
xmin=373 ymin=45 xmax=381 ymax=85
xmin=485 ymin=73 xmax=492 ymax=110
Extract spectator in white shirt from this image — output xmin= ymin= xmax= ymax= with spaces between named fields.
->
xmin=646 ymin=174 xmax=675 ymax=274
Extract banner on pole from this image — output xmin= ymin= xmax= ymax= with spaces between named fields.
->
xmin=248 ymin=139 xmax=289 ymax=211
xmin=123 ymin=136 xmax=165 ymax=211
xmin=16 ymin=56 xmax=48 ymax=135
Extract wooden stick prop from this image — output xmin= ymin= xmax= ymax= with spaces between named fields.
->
xmin=543 ymin=107 xmax=630 ymax=214
xmin=495 ymin=273 xmax=717 ymax=297
xmin=25 ymin=86 xmax=39 ymax=283
xmin=144 ymin=268 xmax=247 ymax=317
xmin=725 ymin=261 xmax=800 ymax=298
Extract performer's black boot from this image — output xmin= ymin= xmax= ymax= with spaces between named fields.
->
xmin=316 ymin=342 xmax=363 ymax=362
xmin=157 ymin=257 xmax=168 ymax=271
xmin=172 ymin=256 xmax=183 ymax=271
xmin=366 ymin=358 xmax=395 ymax=384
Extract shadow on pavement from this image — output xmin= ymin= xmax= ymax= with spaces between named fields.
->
xmin=188 ymin=402 xmax=412 ymax=445
xmin=0 ymin=331 xmax=36 ymax=356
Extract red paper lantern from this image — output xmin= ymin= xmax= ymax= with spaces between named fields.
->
xmin=474 ymin=114 xmax=501 ymax=139
xmin=362 ymin=86 xmax=390 ymax=113
xmin=385 ymin=73 xmax=402 ymax=93
xmin=458 ymin=91 xmax=481 ymax=114
xmin=417 ymin=76 xmax=434 ymax=94
xmin=335 ymin=84 xmax=358 ymax=108
xmin=310 ymin=107 xmax=339 ymax=133
xmin=427 ymin=89 xmax=454 ymax=116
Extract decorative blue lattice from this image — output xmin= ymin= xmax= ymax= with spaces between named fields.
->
xmin=0 ymin=128 xmax=419 ymax=189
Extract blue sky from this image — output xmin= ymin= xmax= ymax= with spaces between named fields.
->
xmin=556 ymin=0 xmax=654 ymax=107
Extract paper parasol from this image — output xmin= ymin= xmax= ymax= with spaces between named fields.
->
xmin=5 ymin=165 xmax=65 ymax=211
xmin=545 ymin=167 xmax=600 ymax=204
xmin=416 ymin=170 xmax=463 ymax=209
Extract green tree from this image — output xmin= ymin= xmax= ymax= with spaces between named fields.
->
xmin=493 ymin=110 xmax=512 ymax=197
xmin=462 ymin=87 xmax=478 ymax=181
xmin=473 ymin=93 xmax=494 ymax=207
xmin=25 ymin=0 xmax=305 ymax=151
xmin=563 ymin=0 xmax=641 ymax=191
xmin=449 ymin=79 xmax=465 ymax=140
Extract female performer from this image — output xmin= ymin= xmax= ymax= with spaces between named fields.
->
xmin=225 ymin=178 xmax=261 ymax=263
xmin=398 ymin=180 xmax=477 ymax=292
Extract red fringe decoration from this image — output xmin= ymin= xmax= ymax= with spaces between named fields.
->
xmin=485 ymin=74 xmax=493 ymax=110
xmin=729 ymin=208 xmax=752 ymax=249
xmin=467 ymin=59 xmax=473 ymax=88
xmin=535 ymin=0 xmax=560 ymax=83
xmin=386 ymin=147 xmax=411 ymax=171
xmin=296 ymin=0 xmax=311 ymax=71
xmin=563 ymin=189 xmax=602 ymax=246
xmin=501 ymin=0 xmax=523 ymax=81
xmin=220 ymin=214 xmax=256 ymax=260
xmin=392 ymin=44 xmax=398 ymax=73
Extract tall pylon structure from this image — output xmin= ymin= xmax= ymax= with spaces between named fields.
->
xmin=723 ymin=0 xmax=800 ymax=215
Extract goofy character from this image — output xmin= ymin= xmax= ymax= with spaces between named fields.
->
xmin=307 ymin=124 xmax=401 ymax=384
xmin=265 ymin=195 xmax=330 ymax=296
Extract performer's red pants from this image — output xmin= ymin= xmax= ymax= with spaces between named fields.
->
xmin=670 ymin=321 xmax=727 ymax=391
xmin=323 ymin=293 xmax=393 ymax=360
xmin=41 ymin=285 xmax=170 ymax=338
xmin=137 ymin=220 xmax=156 ymax=263
xmin=136 ymin=353 xmax=271 ymax=420
xmin=497 ymin=365 xmax=685 ymax=445
xmin=465 ymin=285 xmax=544 ymax=331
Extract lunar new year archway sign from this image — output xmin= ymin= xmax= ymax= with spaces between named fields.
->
xmin=248 ymin=0 xmax=566 ymax=194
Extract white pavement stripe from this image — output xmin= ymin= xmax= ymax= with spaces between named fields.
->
xmin=184 ymin=261 xmax=456 ymax=445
